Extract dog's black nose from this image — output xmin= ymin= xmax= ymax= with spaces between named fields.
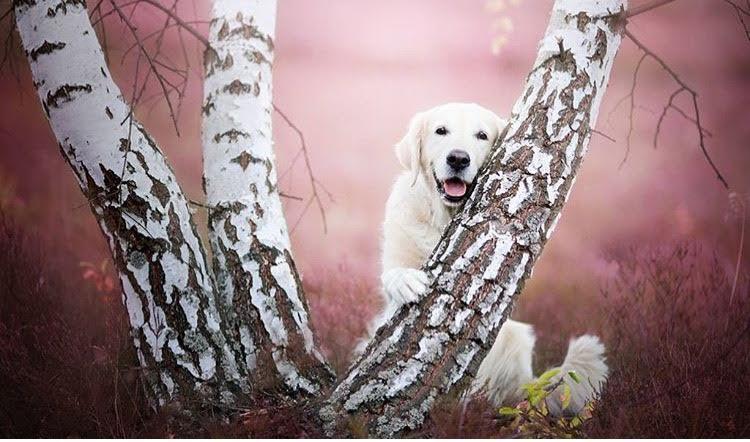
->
xmin=446 ymin=149 xmax=470 ymax=171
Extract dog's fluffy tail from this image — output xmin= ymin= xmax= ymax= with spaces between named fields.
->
xmin=546 ymin=335 xmax=609 ymax=416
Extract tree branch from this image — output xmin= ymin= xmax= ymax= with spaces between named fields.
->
xmin=624 ymin=29 xmax=730 ymax=189
xmin=274 ymin=104 xmax=333 ymax=233
xmin=625 ymin=0 xmax=678 ymax=18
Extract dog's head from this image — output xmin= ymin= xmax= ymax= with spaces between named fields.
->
xmin=395 ymin=102 xmax=507 ymax=208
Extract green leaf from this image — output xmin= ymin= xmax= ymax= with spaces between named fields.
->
xmin=568 ymin=370 xmax=581 ymax=384
xmin=539 ymin=368 xmax=561 ymax=383
xmin=499 ymin=406 xmax=520 ymax=416
xmin=561 ymin=384 xmax=572 ymax=409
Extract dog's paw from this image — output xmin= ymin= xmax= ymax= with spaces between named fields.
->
xmin=381 ymin=268 xmax=430 ymax=306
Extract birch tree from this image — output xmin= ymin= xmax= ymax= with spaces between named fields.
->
xmin=320 ymin=0 xmax=626 ymax=436
xmin=12 ymin=0 xmax=332 ymax=406
xmin=13 ymin=0 xmax=252 ymax=406
xmin=12 ymin=0 xmax=639 ymax=435
xmin=202 ymin=0 xmax=334 ymax=396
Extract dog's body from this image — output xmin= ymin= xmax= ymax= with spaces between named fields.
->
xmin=373 ymin=102 xmax=608 ymax=412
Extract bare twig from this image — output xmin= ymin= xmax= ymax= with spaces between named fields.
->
xmin=14 ymin=0 xmax=326 ymax=231
xmin=280 ymin=192 xmax=305 ymax=201
xmin=653 ymin=87 xmax=684 ymax=148
xmin=592 ymin=129 xmax=617 ymax=143
xmin=274 ymin=104 xmax=333 ymax=233
xmin=619 ymin=52 xmax=646 ymax=168
xmin=724 ymin=0 xmax=750 ymax=17
xmin=108 ymin=0 xmax=184 ymax=136
xmin=86 ymin=1 xmax=329 ymax=231
xmin=189 ymin=191 xmax=303 ymax=213
xmin=622 ymin=29 xmax=730 ymax=190
xmin=90 ymin=0 xmax=111 ymax=63
xmin=0 ymin=6 xmax=12 ymax=23
xmin=91 ymin=0 xmax=209 ymax=48
xmin=724 ymin=0 xmax=750 ymax=41
xmin=625 ymin=0 xmax=678 ymax=18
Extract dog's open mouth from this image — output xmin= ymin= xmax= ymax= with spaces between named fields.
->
xmin=443 ymin=177 xmax=467 ymax=198
xmin=436 ymin=175 xmax=470 ymax=204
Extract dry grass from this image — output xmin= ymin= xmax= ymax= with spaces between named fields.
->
xmin=1 ymin=211 xmax=748 ymax=437
xmin=0 ymin=214 xmax=148 ymax=437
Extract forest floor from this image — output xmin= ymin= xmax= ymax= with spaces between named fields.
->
xmin=1 ymin=214 xmax=749 ymax=438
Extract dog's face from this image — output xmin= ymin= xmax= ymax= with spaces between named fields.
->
xmin=395 ymin=103 xmax=507 ymax=208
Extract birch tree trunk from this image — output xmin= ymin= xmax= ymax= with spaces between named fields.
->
xmin=202 ymin=0 xmax=334 ymax=396
xmin=320 ymin=0 xmax=626 ymax=436
xmin=13 ymin=0 xmax=249 ymax=406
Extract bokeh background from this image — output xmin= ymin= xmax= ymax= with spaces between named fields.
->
xmin=1 ymin=0 xmax=749 ymax=437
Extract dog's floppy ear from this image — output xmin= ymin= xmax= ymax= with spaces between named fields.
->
xmin=395 ymin=111 xmax=426 ymax=173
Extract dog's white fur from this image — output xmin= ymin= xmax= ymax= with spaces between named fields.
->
xmin=373 ymin=102 xmax=608 ymax=413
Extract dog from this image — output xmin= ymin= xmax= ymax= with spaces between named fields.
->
xmin=373 ymin=102 xmax=608 ymax=413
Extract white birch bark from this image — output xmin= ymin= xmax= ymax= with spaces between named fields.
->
xmin=14 ymin=0 xmax=249 ymax=406
xmin=202 ymin=0 xmax=333 ymax=396
xmin=320 ymin=0 xmax=626 ymax=436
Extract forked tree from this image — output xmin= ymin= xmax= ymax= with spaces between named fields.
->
xmin=15 ymin=0 xmax=725 ymax=436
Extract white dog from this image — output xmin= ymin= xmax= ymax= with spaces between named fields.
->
xmin=374 ymin=102 xmax=608 ymax=413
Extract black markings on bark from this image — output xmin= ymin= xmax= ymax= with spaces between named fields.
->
xmin=118 ymin=138 xmax=130 ymax=152
xmin=46 ymin=0 xmax=86 ymax=17
xmin=253 ymin=202 xmax=264 ymax=219
xmin=29 ymin=41 xmax=66 ymax=60
xmin=12 ymin=0 xmax=37 ymax=10
xmin=45 ymin=83 xmax=92 ymax=108
xmin=150 ymin=178 xmax=170 ymax=207
xmin=207 ymin=197 xmax=335 ymax=396
xmin=216 ymin=17 xmax=274 ymax=52
xmin=213 ymin=128 xmax=250 ymax=143
xmin=574 ymin=11 xmax=591 ymax=31
xmin=552 ymin=40 xmax=577 ymax=73
xmin=590 ymin=29 xmax=608 ymax=66
xmin=554 ymin=70 xmax=591 ymax=134
xmin=136 ymin=126 xmax=160 ymax=153
xmin=122 ymin=192 xmax=149 ymax=222
xmin=204 ymin=50 xmax=234 ymax=76
xmin=223 ymin=79 xmax=259 ymax=96
xmin=245 ymin=49 xmax=269 ymax=65
xmin=231 ymin=151 xmax=262 ymax=170
xmin=202 ymin=96 xmax=216 ymax=116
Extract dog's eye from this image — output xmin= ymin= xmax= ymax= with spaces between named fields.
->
xmin=476 ymin=131 xmax=488 ymax=140
xmin=435 ymin=126 xmax=448 ymax=136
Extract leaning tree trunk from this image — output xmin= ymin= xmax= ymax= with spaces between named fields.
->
xmin=13 ymin=0 xmax=251 ymax=406
xmin=320 ymin=0 xmax=626 ymax=436
xmin=202 ymin=0 xmax=334 ymax=395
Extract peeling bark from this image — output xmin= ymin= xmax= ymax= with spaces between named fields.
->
xmin=202 ymin=0 xmax=334 ymax=397
xmin=320 ymin=0 xmax=626 ymax=436
xmin=14 ymin=0 xmax=249 ymax=406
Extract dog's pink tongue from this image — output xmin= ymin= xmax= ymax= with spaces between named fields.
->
xmin=443 ymin=179 xmax=467 ymax=198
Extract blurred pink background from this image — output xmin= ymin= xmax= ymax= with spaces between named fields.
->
xmin=0 ymin=0 xmax=748 ymax=303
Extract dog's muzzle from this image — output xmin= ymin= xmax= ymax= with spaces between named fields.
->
xmin=433 ymin=170 xmax=471 ymax=205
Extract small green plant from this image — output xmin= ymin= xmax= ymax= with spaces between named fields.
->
xmin=498 ymin=369 xmax=594 ymax=438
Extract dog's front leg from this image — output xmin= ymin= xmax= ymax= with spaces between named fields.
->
xmin=381 ymin=267 xmax=430 ymax=307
